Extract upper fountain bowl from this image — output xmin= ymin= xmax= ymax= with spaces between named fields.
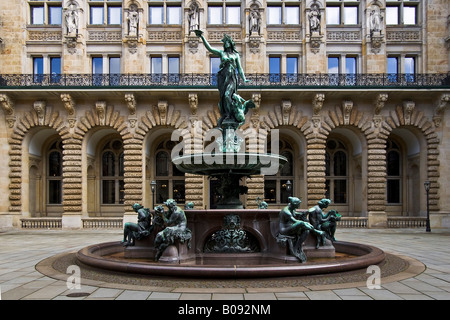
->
xmin=172 ymin=152 xmax=288 ymax=176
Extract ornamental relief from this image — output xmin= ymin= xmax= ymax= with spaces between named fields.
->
xmin=88 ymin=31 xmax=122 ymax=42
xmin=327 ymin=31 xmax=361 ymax=42
xmin=267 ymin=31 xmax=302 ymax=41
xmin=28 ymin=31 xmax=62 ymax=41
xmin=386 ymin=30 xmax=421 ymax=42
xmin=208 ymin=31 xmax=241 ymax=41
xmin=148 ymin=31 xmax=182 ymax=42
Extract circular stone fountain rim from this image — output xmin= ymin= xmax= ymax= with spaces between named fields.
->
xmin=76 ymin=241 xmax=385 ymax=278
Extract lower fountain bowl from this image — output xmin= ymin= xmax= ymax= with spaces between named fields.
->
xmin=76 ymin=240 xmax=385 ymax=278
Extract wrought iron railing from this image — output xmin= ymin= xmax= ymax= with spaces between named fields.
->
xmin=0 ymin=73 xmax=449 ymax=89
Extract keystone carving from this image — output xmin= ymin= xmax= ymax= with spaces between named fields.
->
xmin=403 ymin=100 xmax=415 ymax=125
xmin=188 ymin=93 xmax=198 ymax=115
xmin=96 ymin=101 xmax=106 ymax=125
xmin=374 ymin=93 xmax=388 ymax=115
xmin=61 ymin=93 xmax=75 ymax=115
xmin=342 ymin=100 xmax=353 ymax=125
xmin=125 ymin=93 xmax=136 ymax=115
xmin=33 ymin=101 xmax=46 ymax=125
xmin=313 ymin=93 xmax=325 ymax=115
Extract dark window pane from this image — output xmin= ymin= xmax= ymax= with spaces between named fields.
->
xmin=156 ymin=180 xmax=169 ymax=204
xmin=119 ymin=180 xmax=124 ymax=204
xmin=325 ymin=152 xmax=330 ymax=176
xmin=48 ymin=180 xmax=62 ymax=204
xmin=102 ymin=180 xmax=115 ymax=204
xmin=156 ymin=151 xmax=169 ymax=176
xmin=173 ymin=181 xmax=185 ymax=203
xmin=280 ymin=180 xmax=290 ymax=204
xmin=334 ymin=179 xmax=347 ymax=203
xmin=264 ymin=180 xmax=277 ymax=203
xmin=48 ymin=151 xmax=62 ymax=176
xmin=325 ymin=179 xmax=330 ymax=200
xmin=387 ymin=151 xmax=400 ymax=176
xmin=334 ymin=151 xmax=347 ymax=176
xmin=280 ymin=151 xmax=293 ymax=176
xmin=102 ymin=151 xmax=115 ymax=176
xmin=119 ymin=152 xmax=124 ymax=176
xmin=387 ymin=179 xmax=400 ymax=203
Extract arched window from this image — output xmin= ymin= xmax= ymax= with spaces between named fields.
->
xmin=47 ymin=140 xmax=63 ymax=204
xmin=154 ymin=140 xmax=185 ymax=205
xmin=386 ymin=139 xmax=401 ymax=204
xmin=325 ymin=138 xmax=348 ymax=204
xmin=264 ymin=139 xmax=295 ymax=205
xmin=101 ymin=139 xmax=124 ymax=204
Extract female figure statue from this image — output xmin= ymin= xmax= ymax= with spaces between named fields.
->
xmin=194 ymin=30 xmax=254 ymax=128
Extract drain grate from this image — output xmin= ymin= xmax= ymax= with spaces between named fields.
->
xmin=66 ymin=292 xmax=90 ymax=298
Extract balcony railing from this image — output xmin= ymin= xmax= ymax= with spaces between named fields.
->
xmin=0 ymin=73 xmax=449 ymax=89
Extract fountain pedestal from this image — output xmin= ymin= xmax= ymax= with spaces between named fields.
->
xmin=124 ymin=209 xmax=335 ymax=262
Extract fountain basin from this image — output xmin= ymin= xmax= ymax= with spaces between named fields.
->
xmin=76 ymin=241 xmax=384 ymax=278
xmin=76 ymin=210 xmax=385 ymax=278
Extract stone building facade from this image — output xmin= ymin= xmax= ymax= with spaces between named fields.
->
xmin=0 ymin=0 xmax=449 ymax=229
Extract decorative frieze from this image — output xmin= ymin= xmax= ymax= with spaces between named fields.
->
xmin=386 ymin=30 xmax=421 ymax=42
xmin=148 ymin=31 xmax=182 ymax=42
xmin=28 ymin=31 xmax=62 ymax=41
xmin=267 ymin=31 xmax=301 ymax=42
xmin=208 ymin=31 xmax=241 ymax=41
xmin=327 ymin=31 xmax=361 ymax=42
xmin=88 ymin=31 xmax=122 ymax=42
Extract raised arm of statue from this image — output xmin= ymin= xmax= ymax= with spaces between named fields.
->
xmin=194 ymin=30 xmax=221 ymax=56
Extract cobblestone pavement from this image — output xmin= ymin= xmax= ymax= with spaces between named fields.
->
xmin=1 ymin=228 xmax=449 ymax=300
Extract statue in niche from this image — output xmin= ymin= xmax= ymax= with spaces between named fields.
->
xmin=194 ymin=30 xmax=254 ymax=128
xmin=188 ymin=2 xmax=200 ymax=33
xmin=249 ymin=8 xmax=261 ymax=35
xmin=64 ymin=3 xmax=79 ymax=36
xmin=277 ymin=197 xmax=325 ymax=263
xmin=122 ymin=203 xmax=153 ymax=247
xmin=308 ymin=198 xmax=341 ymax=246
xmin=153 ymin=199 xmax=192 ymax=261
xmin=127 ymin=5 xmax=139 ymax=37
xmin=308 ymin=3 xmax=321 ymax=34
xmin=369 ymin=4 xmax=382 ymax=35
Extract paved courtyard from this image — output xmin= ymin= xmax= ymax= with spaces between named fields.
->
xmin=1 ymin=227 xmax=450 ymax=300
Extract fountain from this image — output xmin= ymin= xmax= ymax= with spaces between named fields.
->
xmin=76 ymin=32 xmax=385 ymax=278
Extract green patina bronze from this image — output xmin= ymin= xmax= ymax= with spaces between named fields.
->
xmin=195 ymin=30 xmax=255 ymax=132
xmin=276 ymin=197 xmax=325 ymax=263
xmin=153 ymin=199 xmax=192 ymax=261
xmin=122 ymin=203 xmax=154 ymax=247
xmin=308 ymin=198 xmax=342 ymax=244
